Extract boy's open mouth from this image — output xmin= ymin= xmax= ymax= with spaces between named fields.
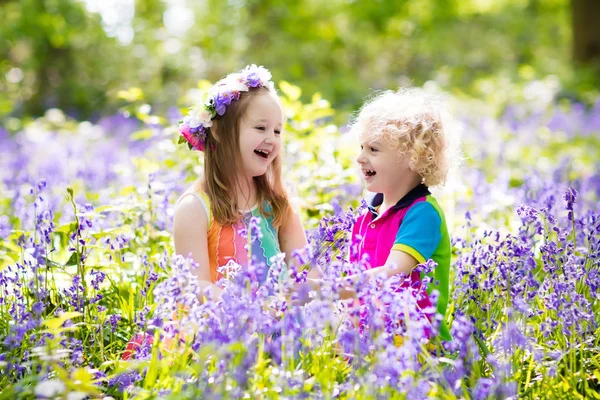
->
xmin=254 ymin=149 xmax=270 ymax=159
xmin=364 ymin=169 xmax=376 ymax=177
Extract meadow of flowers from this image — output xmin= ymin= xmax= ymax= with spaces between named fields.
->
xmin=0 ymin=80 xmax=599 ymax=399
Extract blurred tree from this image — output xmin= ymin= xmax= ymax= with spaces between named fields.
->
xmin=572 ymin=0 xmax=600 ymax=63
xmin=0 ymin=0 xmax=125 ymax=118
xmin=0 ymin=0 xmax=596 ymax=122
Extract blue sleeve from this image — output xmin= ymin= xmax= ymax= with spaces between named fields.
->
xmin=392 ymin=201 xmax=442 ymax=263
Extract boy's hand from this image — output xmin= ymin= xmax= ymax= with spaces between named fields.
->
xmin=289 ymin=278 xmax=322 ymax=306
xmin=264 ymin=294 xmax=285 ymax=319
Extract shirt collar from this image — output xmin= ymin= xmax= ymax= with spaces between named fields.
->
xmin=368 ymin=183 xmax=430 ymax=217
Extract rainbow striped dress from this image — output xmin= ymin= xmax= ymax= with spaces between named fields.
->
xmin=179 ymin=190 xmax=282 ymax=283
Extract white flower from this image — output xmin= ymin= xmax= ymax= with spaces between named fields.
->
xmin=226 ymin=72 xmax=245 ymax=85
xmin=253 ymin=65 xmax=272 ymax=82
xmin=211 ymin=77 xmax=249 ymax=95
xmin=221 ymin=79 xmax=249 ymax=94
xmin=184 ymin=105 xmax=213 ymax=128
xmin=67 ymin=392 xmax=88 ymax=400
xmin=34 ymin=379 xmax=65 ymax=398
xmin=217 ymin=259 xmax=243 ymax=280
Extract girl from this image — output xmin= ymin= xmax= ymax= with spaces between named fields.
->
xmin=174 ymin=64 xmax=307 ymax=300
xmin=303 ymin=88 xmax=453 ymax=341
xmin=123 ymin=65 xmax=307 ymax=359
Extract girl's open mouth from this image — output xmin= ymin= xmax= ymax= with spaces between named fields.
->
xmin=254 ymin=149 xmax=270 ymax=159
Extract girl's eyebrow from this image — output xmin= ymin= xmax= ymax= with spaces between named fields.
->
xmin=253 ymin=118 xmax=283 ymax=126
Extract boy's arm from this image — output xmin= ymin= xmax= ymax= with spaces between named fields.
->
xmin=362 ymin=250 xmax=417 ymax=280
xmin=312 ymin=201 xmax=441 ymax=300
xmin=335 ymin=250 xmax=418 ymax=299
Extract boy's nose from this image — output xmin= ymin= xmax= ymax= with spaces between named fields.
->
xmin=356 ymin=151 xmax=366 ymax=164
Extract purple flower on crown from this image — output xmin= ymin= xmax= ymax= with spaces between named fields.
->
xmin=178 ymin=64 xmax=274 ymax=151
xmin=245 ymin=72 xmax=263 ymax=88
xmin=213 ymin=93 xmax=233 ymax=116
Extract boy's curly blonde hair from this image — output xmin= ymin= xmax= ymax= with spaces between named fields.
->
xmin=350 ymin=88 xmax=451 ymax=187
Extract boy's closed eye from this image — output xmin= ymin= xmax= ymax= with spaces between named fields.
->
xmin=360 ymin=145 xmax=378 ymax=152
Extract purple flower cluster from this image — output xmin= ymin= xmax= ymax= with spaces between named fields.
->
xmin=0 ymin=92 xmax=599 ymax=397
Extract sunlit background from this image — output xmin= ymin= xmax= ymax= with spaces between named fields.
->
xmin=0 ymin=1 xmax=599 ymax=398
xmin=1 ymin=0 xmax=598 ymax=123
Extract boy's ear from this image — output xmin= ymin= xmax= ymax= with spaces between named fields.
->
xmin=408 ymin=159 xmax=417 ymax=171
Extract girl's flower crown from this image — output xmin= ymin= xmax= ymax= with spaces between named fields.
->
xmin=178 ymin=64 xmax=274 ymax=151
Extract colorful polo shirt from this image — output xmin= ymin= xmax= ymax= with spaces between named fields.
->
xmin=350 ymin=184 xmax=452 ymax=341
xmin=179 ymin=190 xmax=282 ymax=284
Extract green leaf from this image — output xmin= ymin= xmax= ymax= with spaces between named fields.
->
xmin=0 ymin=250 xmax=18 ymax=271
xmin=55 ymin=222 xmax=77 ymax=234
xmin=45 ymin=259 xmax=64 ymax=269
xmin=130 ymin=129 xmax=154 ymax=141
xmin=43 ymin=312 xmax=83 ymax=330
xmin=91 ymin=226 xmax=132 ymax=239
xmin=65 ymin=252 xmax=80 ymax=266
xmin=94 ymin=205 xmax=120 ymax=213
xmin=0 ymin=239 xmax=21 ymax=254
xmin=279 ymin=80 xmax=302 ymax=102
xmin=117 ymin=87 xmax=144 ymax=102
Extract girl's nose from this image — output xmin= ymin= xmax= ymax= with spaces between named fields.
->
xmin=264 ymin=129 xmax=278 ymax=144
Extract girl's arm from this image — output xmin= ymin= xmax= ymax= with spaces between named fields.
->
xmin=173 ymin=194 xmax=223 ymax=302
xmin=277 ymin=207 xmax=309 ymax=266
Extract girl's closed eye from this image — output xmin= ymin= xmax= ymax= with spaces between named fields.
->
xmin=274 ymin=129 xmax=281 ymax=135
xmin=255 ymin=126 xmax=266 ymax=131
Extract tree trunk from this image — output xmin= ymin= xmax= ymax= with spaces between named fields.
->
xmin=572 ymin=0 xmax=600 ymax=64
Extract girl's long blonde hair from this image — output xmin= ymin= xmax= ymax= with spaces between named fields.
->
xmin=196 ymin=86 xmax=291 ymax=227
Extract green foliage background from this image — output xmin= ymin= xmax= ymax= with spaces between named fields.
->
xmin=1 ymin=1 xmax=600 ymax=397
xmin=1 ymin=0 xmax=598 ymax=124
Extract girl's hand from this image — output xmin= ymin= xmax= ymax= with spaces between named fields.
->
xmin=196 ymin=280 xmax=224 ymax=303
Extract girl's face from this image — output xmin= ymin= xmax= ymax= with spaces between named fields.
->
xmin=238 ymin=92 xmax=284 ymax=179
xmin=356 ymin=134 xmax=412 ymax=194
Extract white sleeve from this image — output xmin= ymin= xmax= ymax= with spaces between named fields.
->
xmin=176 ymin=191 xmax=211 ymax=227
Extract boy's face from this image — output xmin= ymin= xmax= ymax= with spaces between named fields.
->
xmin=356 ymin=134 xmax=412 ymax=194
xmin=238 ymin=92 xmax=283 ymax=178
